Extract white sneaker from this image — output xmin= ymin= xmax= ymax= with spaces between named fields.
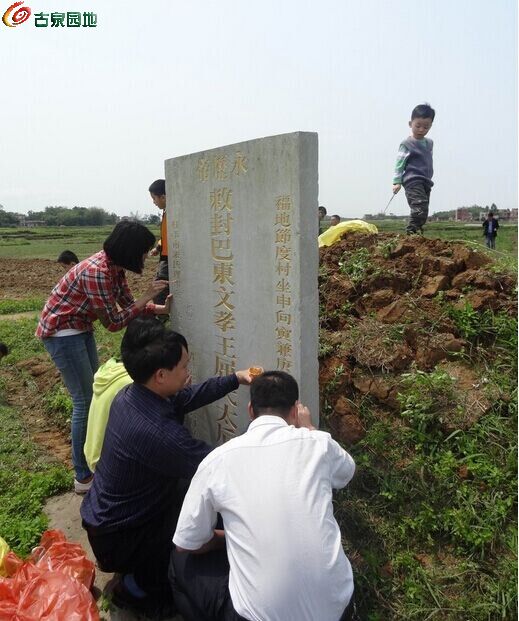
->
xmin=74 ymin=477 xmax=93 ymax=494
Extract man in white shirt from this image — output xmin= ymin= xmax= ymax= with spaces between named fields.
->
xmin=171 ymin=370 xmax=356 ymax=621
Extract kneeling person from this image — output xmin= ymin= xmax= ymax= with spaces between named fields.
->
xmin=81 ymin=316 xmax=252 ymax=611
xmin=171 ymin=371 xmax=356 ymax=621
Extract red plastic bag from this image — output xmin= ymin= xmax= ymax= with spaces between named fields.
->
xmin=30 ymin=530 xmax=95 ymax=590
xmin=0 ymin=530 xmax=99 ymax=621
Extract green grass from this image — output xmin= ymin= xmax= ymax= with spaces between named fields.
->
xmin=0 ymin=403 xmax=71 ymax=556
xmin=0 ymin=318 xmax=46 ymax=363
xmin=0 ymin=316 xmax=123 ymax=365
xmin=0 ymin=298 xmax=44 ymax=315
xmin=328 ymin=308 xmax=518 ymax=620
xmin=0 ymin=314 xmax=123 ymax=558
xmin=0 ymin=226 xmax=160 ymax=260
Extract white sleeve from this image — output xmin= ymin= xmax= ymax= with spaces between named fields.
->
xmin=327 ymin=438 xmax=355 ymax=489
xmin=173 ymin=463 xmax=218 ymax=550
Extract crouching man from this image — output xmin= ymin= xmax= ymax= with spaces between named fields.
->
xmin=80 ymin=316 xmax=252 ymax=615
xmin=170 ymin=370 xmax=356 ymax=621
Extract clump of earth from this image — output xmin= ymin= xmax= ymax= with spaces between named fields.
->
xmin=318 ymin=233 xmax=517 ymax=445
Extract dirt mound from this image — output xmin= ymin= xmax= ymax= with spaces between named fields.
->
xmin=319 ymin=233 xmax=516 ymax=445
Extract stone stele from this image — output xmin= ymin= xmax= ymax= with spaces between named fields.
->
xmin=165 ymin=131 xmax=319 ymax=444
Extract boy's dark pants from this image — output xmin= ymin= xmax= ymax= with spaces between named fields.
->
xmin=405 ymin=182 xmax=431 ymax=233
xmin=153 ymin=258 xmax=170 ymax=305
xmin=169 ymin=547 xmax=355 ymax=621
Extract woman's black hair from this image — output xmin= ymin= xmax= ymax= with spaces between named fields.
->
xmin=103 ymin=221 xmax=156 ymax=274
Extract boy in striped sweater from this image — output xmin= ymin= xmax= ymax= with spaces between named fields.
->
xmin=392 ymin=103 xmax=435 ymax=234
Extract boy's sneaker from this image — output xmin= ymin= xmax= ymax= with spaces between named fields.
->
xmin=74 ymin=476 xmax=93 ymax=494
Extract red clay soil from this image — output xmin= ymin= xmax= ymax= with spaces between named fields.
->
xmin=319 ymin=233 xmax=517 ymax=445
xmin=2 ymin=355 xmax=72 ymax=466
xmin=0 ymin=257 xmax=156 ymax=301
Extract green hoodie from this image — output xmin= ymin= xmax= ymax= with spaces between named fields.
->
xmin=84 ymin=357 xmax=132 ymax=472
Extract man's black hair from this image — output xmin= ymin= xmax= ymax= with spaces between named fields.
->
xmin=318 ymin=205 xmax=327 ymax=215
xmin=488 ymin=212 xmax=494 ymax=217
xmin=411 ymin=103 xmax=435 ymax=121
xmin=149 ymin=179 xmax=166 ymax=196
xmin=103 ymin=221 xmax=156 ymax=274
xmin=57 ymin=250 xmax=79 ymax=265
xmin=331 ymin=214 xmax=341 ymax=221
xmin=0 ymin=342 xmax=8 ymax=357
xmin=250 ymin=370 xmax=299 ymax=418
xmin=121 ymin=316 xmax=188 ymax=384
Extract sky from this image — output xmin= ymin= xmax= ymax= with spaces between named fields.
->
xmin=0 ymin=0 xmax=517 ymax=219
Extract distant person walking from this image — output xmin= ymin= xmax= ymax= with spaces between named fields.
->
xmin=36 ymin=221 xmax=170 ymax=494
xmin=392 ymin=103 xmax=435 ymax=235
xmin=482 ymin=212 xmax=499 ymax=249
xmin=148 ymin=179 xmax=170 ymax=306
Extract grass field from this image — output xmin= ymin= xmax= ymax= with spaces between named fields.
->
xmin=0 ymin=221 xmax=516 ymax=264
xmin=0 ymin=223 xmax=516 ymax=619
xmin=0 ymin=225 xmax=160 ymax=260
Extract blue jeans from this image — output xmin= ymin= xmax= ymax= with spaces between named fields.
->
xmin=485 ymin=234 xmax=496 ymax=249
xmin=43 ymin=332 xmax=99 ymax=480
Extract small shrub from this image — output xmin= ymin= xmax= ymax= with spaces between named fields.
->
xmin=338 ymin=248 xmax=373 ymax=283
xmin=398 ymin=369 xmax=459 ymax=435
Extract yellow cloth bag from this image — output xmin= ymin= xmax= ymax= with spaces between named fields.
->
xmin=0 ymin=536 xmax=10 ymax=576
xmin=318 ymin=220 xmax=378 ymax=248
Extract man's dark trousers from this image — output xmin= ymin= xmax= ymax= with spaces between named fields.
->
xmin=85 ymin=505 xmax=178 ymax=597
xmin=169 ymin=547 xmax=355 ymax=621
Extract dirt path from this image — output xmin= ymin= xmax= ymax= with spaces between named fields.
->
xmin=45 ymin=493 xmax=182 ymax=621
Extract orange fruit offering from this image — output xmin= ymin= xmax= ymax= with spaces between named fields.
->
xmin=248 ymin=366 xmax=264 ymax=379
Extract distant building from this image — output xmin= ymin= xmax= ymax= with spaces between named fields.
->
xmin=455 ymin=208 xmax=472 ymax=222
xmin=497 ymin=208 xmax=518 ymax=221
xmin=18 ymin=216 xmax=46 ymax=227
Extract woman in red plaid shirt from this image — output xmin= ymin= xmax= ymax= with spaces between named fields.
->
xmin=36 ymin=221 xmax=170 ymax=493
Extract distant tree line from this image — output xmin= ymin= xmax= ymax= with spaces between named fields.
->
xmin=0 ymin=205 xmax=160 ymax=227
xmin=26 ymin=206 xmax=118 ymax=226
xmin=0 ymin=206 xmax=19 ymax=226
xmin=432 ymin=203 xmax=498 ymax=220
xmin=365 ymin=203 xmax=499 ymax=221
